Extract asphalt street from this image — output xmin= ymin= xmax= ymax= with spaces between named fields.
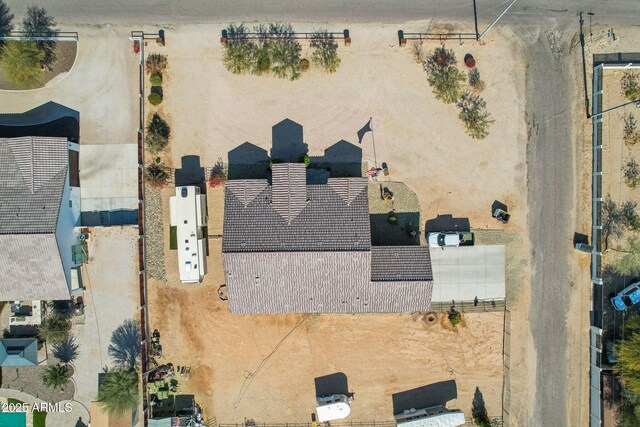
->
xmin=4 ymin=0 xmax=640 ymax=426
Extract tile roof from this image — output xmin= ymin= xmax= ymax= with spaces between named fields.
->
xmin=224 ymin=251 xmax=432 ymax=314
xmin=0 ymin=137 xmax=68 ymax=233
xmin=223 ymin=175 xmax=371 ymax=253
xmin=371 ymin=246 xmax=433 ymax=282
xmin=0 ymin=234 xmax=70 ymax=301
xmin=0 ymin=338 xmax=38 ymax=366
xmin=223 ymin=164 xmax=434 ymax=313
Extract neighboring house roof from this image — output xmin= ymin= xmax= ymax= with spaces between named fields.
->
xmin=0 ymin=234 xmax=70 ymax=300
xmin=0 ymin=338 xmax=38 ymax=366
xmin=223 ymin=163 xmax=433 ymax=314
xmin=0 ymin=137 xmax=68 ymax=233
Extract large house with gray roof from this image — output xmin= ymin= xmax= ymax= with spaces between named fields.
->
xmin=222 ymin=163 xmax=433 ymax=314
xmin=0 ymin=136 xmax=81 ymax=302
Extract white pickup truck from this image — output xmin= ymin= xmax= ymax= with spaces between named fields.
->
xmin=427 ymin=231 xmax=473 ymax=248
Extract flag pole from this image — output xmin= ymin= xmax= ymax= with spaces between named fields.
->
xmin=370 ymin=117 xmax=378 ymax=168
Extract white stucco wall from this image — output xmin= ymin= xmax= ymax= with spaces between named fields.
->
xmin=54 ymin=142 xmax=81 ymax=297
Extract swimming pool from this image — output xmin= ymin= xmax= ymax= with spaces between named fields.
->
xmin=0 ymin=412 xmax=26 ymax=427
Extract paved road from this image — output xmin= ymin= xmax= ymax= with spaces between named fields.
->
xmin=4 ymin=1 xmax=640 ymax=426
xmin=3 ymin=0 xmax=640 ymax=25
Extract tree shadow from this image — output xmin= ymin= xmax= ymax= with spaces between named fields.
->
xmin=271 ymin=118 xmax=308 ymax=162
xmin=425 ymin=214 xmax=471 ymax=233
xmin=314 ymin=372 xmax=351 ymax=397
xmin=175 ymin=155 xmax=206 ymax=193
xmin=52 ymin=335 xmax=79 ymax=365
xmin=392 ymin=380 xmax=457 ymax=415
xmin=472 ymin=387 xmax=488 ymax=422
xmin=108 ymin=319 xmax=141 ymax=370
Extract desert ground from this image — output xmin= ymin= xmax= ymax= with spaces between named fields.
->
xmin=143 ymin=21 xmax=527 ymax=424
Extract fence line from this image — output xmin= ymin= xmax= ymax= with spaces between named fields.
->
xmin=0 ymin=30 xmax=78 ymax=41
xmin=429 ymin=298 xmax=505 ymax=313
xmin=221 ymin=29 xmax=351 ymax=45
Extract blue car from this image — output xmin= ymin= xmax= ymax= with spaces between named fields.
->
xmin=612 ymin=281 xmax=640 ymax=311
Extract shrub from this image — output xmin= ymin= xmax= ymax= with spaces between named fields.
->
xmin=621 ymin=72 xmax=640 ymax=101
xmin=448 ymin=310 xmax=462 ymax=327
xmin=457 ymin=91 xmax=494 ymax=139
xmin=310 ymin=29 xmax=340 ymax=73
xmin=428 ymin=66 xmax=466 ymax=103
xmin=147 ymin=92 xmax=162 ymax=105
xmin=468 ymin=67 xmax=485 ymax=92
xmin=145 ymin=113 xmax=170 ymax=152
xmin=387 ymin=215 xmax=398 ymax=225
xmin=223 ymin=24 xmax=256 ymax=74
xmin=267 ymin=23 xmax=302 ymax=81
xmin=252 ymin=48 xmax=271 ymax=75
xmin=624 ymin=157 xmax=640 ymax=189
xmin=299 ymin=58 xmax=310 ymax=72
xmin=209 ymin=158 xmax=227 ymax=188
xmin=145 ymin=158 xmax=168 ymax=188
xmin=0 ymin=40 xmax=44 ymax=89
xmin=411 ymin=42 xmax=425 ymax=63
xmin=423 ymin=45 xmax=457 ymax=75
xmin=149 ymin=73 xmax=162 ymax=85
xmin=299 ymin=153 xmax=311 ymax=167
xmin=268 ymin=158 xmax=283 ymax=171
xmin=145 ymin=53 xmax=167 ymax=75
xmin=624 ymin=113 xmax=640 ymax=145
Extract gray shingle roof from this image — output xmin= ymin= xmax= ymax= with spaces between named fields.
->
xmin=223 ymin=176 xmax=371 ymax=253
xmin=371 ymin=246 xmax=433 ymax=282
xmin=223 ymin=164 xmax=434 ymax=313
xmin=0 ymin=234 xmax=70 ymax=301
xmin=0 ymin=338 xmax=38 ymax=366
xmin=0 ymin=137 xmax=68 ymax=233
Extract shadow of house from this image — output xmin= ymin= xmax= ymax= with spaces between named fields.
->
xmin=175 ymin=155 xmax=206 ymax=193
xmin=312 ymin=139 xmax=363 ymax=177
xmin=370 ymin=212 xmax=420 ymax=246
xmin=392 ymin=380 xmax=458 ymax=415
xmin=314 ymin=372 xmax=351 ymax=397
xmin=271 ymin=118 xmax=308 ymax=162
xmin=425 ymin=214 xmax=471 ymax=234
xmin=227 ymin=142 xmax=270 ymax=180
xmin=0 ymin=101 xmax=80 ymax=142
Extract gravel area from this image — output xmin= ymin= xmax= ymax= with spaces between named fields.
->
xmin=144 ymin=187 xmax=167 ymax=281
xmin=0 ymin=357 xmax=74 ymax=402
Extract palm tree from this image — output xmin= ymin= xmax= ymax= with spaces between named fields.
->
xmin=108 ymin=319 xmax=141 ymax=370
xmin=38 ymin=312 xmax=71 ymax=344
xmin=42 ymin=364 xmax=71 ymax=391
xmin=52 ymin=335 xmax=79 ymax=365
xmin=21 ymin=6 xmax=57 ymax=67
xmin=0 ymin=0 xmax=14 ymax=49
xmin=97 ymin=369 xmax=139 ymax=416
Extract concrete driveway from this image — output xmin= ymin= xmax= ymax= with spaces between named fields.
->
xmin=73 ymin=227 xmax=139 ymax=409
xmin=0 ymin=25 xmax=138 ymax=146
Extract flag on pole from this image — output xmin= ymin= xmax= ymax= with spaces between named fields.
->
xmin=357 ymin=118 xmax=373 ymax=144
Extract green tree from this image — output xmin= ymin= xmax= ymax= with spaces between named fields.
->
xmin=267 ymin=23 xmax=301 ymax=81
xmin=624 ymin=157 xmax=640 ymax=188
xmin=21 ymin=6 xmax=56 ymax=67
xmin=615 ymin=237 xmax=640 ymax=276
xmin=38 ymin=312 xmax=71 ymax=344
xmin=0 ymin=0 xmax=14 ymax=50
xmin=468 ymin=67 xmax=485 ymax=92
xmin=42 ymin=364 xmax=71 ymax=390
xmin=97 ymin=369 xmax=140 ymax=417
xmin=311 ymin=29 xmax=340 ymax=73
xmin=601 ymin=195 xmax=630 ymax=249
xmin=457 ymin=91 xmax=494 ymax=139
xmin=145 ymin=113 xmax=170 ymax=153
xmin=0 ymin=40 xmax=44 ymax=89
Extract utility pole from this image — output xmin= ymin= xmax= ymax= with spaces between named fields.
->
xmin=472 ymin=0 xmax=479 ymax=40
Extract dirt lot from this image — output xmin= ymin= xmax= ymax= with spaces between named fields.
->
xmin=145 ymin=21 xmax=527 ymax=424
xmin=149 ymin=280 xmax=504 ymax=423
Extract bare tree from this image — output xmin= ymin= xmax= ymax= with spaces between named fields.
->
xmin=624 ymin=157 xmax=640 ymax=188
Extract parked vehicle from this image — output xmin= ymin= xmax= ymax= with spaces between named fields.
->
xmin=427 ymin=231 xmax=473 ymax=248
xmin=611 ymin=280 xmax=640 ymax=311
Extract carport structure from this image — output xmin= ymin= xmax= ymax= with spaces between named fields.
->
xmin=429 ymin=245 xmax=506 ymax=305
